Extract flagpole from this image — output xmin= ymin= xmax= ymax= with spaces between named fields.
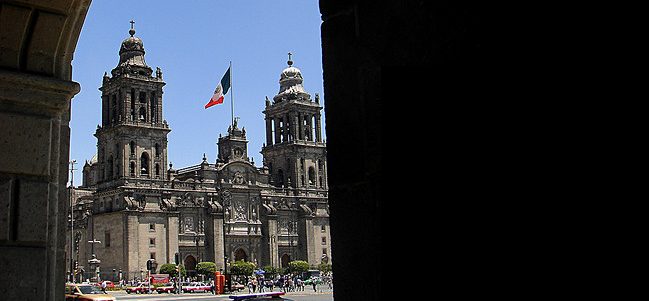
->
xmin=230 ymin=60 xmax=234 ymax=128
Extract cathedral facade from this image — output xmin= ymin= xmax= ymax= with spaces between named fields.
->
xmin=69 ymin=28 xmax=329 ymax=281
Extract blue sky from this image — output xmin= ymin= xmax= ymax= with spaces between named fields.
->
xmin=69 ymin=0 xmax=325 ymax=185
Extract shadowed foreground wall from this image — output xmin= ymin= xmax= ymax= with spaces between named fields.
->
xmin=0 ymin=0 xmax=91 ymax=300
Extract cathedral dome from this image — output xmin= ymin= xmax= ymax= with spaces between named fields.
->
xmin=119 ymin=36 xmax=145 ymax=55
xmin=273 ymin=53 xmax=310 ymax=102
xmin=113 ymin=26 xmax=152 ymax=76
xmin=280 ymin=66 xmax=303 ymax=81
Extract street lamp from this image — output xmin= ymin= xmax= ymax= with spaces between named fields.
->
xmin=69 ymin=159 xmax=77 ymax=282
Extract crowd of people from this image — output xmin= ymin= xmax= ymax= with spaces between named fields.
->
xmin=234 ymin=272 xmax=333 ymax=294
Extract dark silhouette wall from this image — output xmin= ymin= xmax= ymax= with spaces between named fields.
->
xmin=320 ymin=1 xmax=483 ymax=300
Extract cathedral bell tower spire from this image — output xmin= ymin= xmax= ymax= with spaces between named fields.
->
xmin=261 ymin=54 xmax=326 ymax=189
xmin=92 ymin=23 xmax=171 ymax=186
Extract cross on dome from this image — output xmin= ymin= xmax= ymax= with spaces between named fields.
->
xmin=129 ymin=20 xmax=135 ymax=36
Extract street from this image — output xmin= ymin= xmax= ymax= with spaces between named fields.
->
xmin=109 ymin=290 xmax=333 ymax=301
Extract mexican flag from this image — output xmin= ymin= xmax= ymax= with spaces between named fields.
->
xmin=205 ymin=66 xmax=231 ymax=109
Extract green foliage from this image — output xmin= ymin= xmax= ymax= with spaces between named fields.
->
xmin=317 ymin=263 xmax=332 ymax=273
xmin=229 ymin=260 xmax=255 ymax=276
xmin=196 ymin=262 xmax=217 ymax=276
xmin=287 ymin=260 xmax=310 ymax=275
xmin=261 ymin=265 xmax=279 ymax=276
xmin=159 ymin=263 xmax=186 ymax=277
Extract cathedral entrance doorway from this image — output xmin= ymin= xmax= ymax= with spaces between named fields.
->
xmin=281 ymin=254 xmax=291 ymax=268
xmin=234 ymin=248 xmax=247 ymax=262
xmin=185 ymin=255 xmax=197 ymax=274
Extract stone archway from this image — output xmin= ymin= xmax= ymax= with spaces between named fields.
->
xmin=234 ymin=248 xmax=247 ymax=262
xmin=281 ymin=254 xmax=291 ymax=268
xmin=184 ymin=255 xmax=196 ymax=271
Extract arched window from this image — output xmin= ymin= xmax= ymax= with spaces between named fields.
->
xmin=308 ymin=167 xmax=315 ymax=185
xmin=139 ymin=107 xmax=146 ymax=121
xmin=130 ymin=141 xmax=135 ymax=155
xmin=107 ymin=154 xmax=114 ymax=178
xmin=130 ymin=89 xmax=135 ymax=121
xmin=155 ymin=143 xmax=161 ymax=158
xmin=277 ymin=169 xmax=284 ymax=187
xmin=150 ymin=92 xmax=157 ymax=123
xmin=141 ymin=152 xmax=149 ymax=177
xmin=111 ymin=94 xmax=117 ymax=123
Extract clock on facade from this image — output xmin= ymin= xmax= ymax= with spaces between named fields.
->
xmin=234 ymin=147 xmax=244 ymax=158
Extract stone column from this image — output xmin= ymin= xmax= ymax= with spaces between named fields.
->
xmin=265 ymin=117 xmax=273 ymax=146
xmin=306 ymin=114 xmax=313 ymax=141
xmin=299 ymin=113 xmax=305 ymax=140
xmin=292 ymin=113 xmax=299 ymax=142
xmin=315 ymin=114 xmax=323 ymax=142
xmin=267 ymin=217 xmax=278 ymax=268
xmin=274 ymin=116 xmax=281 ymax=144
xmin=124 ymin=213 xmax=140 ymax=280
xmin=211 ymin=214 xmax=225 ymax=271
xmin=0 ymin=70 xmax=80 ymax=300
xmin=166 ymin=213 xmax=179 ymax=268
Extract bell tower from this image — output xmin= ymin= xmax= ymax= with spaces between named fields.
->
xmin=261 ymin=53 xmax=327 ymax=189
xmin=94 ymin=23 xmax=171 ymax=186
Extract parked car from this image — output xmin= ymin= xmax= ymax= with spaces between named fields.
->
xmin=183 ymin=282 xmax=211 ymax=293
xmin=65 ymin=283 xmax=115 ymax=301
xmin=156 ymin=283 xmax=175 ymax=294
xmin=231 ymin=281 xmax=245 ymax=291
xmin=98 ymin=281 xmax=115 ymax=288
xmin=125 ymin=282 xmax=154 ymax=294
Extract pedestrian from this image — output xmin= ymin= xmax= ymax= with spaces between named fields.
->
xmin=297 ymin=278 xmax=303 ymax=291
xmin=310 ymin=277 xmax=317 ymax=292
xmin=101 ymin=281 xmax=107 ymax=293
xmin=259 ymin=277 xmax=265 ymax=292
xmin=210 ymin=279 xmax=215 ymax=294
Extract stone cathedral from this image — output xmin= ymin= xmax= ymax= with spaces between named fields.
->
xmin=69 ymin=28 xmax=329 ymax=281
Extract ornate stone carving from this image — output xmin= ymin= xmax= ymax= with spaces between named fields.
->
xmin=233 ymin=171 xmax=245 ymax=184
xmin=233 ymin=199 xmax=246 ymax=221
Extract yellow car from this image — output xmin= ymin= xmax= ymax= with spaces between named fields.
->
xmin=65 ymin=283 xmax=115 ymax=301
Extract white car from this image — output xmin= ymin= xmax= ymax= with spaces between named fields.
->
xmin=182 ymin=282 xmax=210 ymax=293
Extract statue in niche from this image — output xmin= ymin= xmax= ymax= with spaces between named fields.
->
xmin=251 ymin=206 xmax=257 ymax=221
xmin=233 ymin=171 xmax=244 ymax=184
xmin=184 ymin=216 xmax=194 ymax=233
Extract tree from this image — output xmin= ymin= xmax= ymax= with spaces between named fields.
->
xmin=159 ymin=263 xmax=186 ymax=278
xmin=287 ymin=260 xmax=310 ymax=275
xmin=230 ymin=260 xmax=255 ymax=276
xmin=261 ymin=265 xmax=279 ymax=276
xmin=318 ymin=263 xmax=332 ymax=273
xmin=196 ymin=262 xmax=217 ymax=277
